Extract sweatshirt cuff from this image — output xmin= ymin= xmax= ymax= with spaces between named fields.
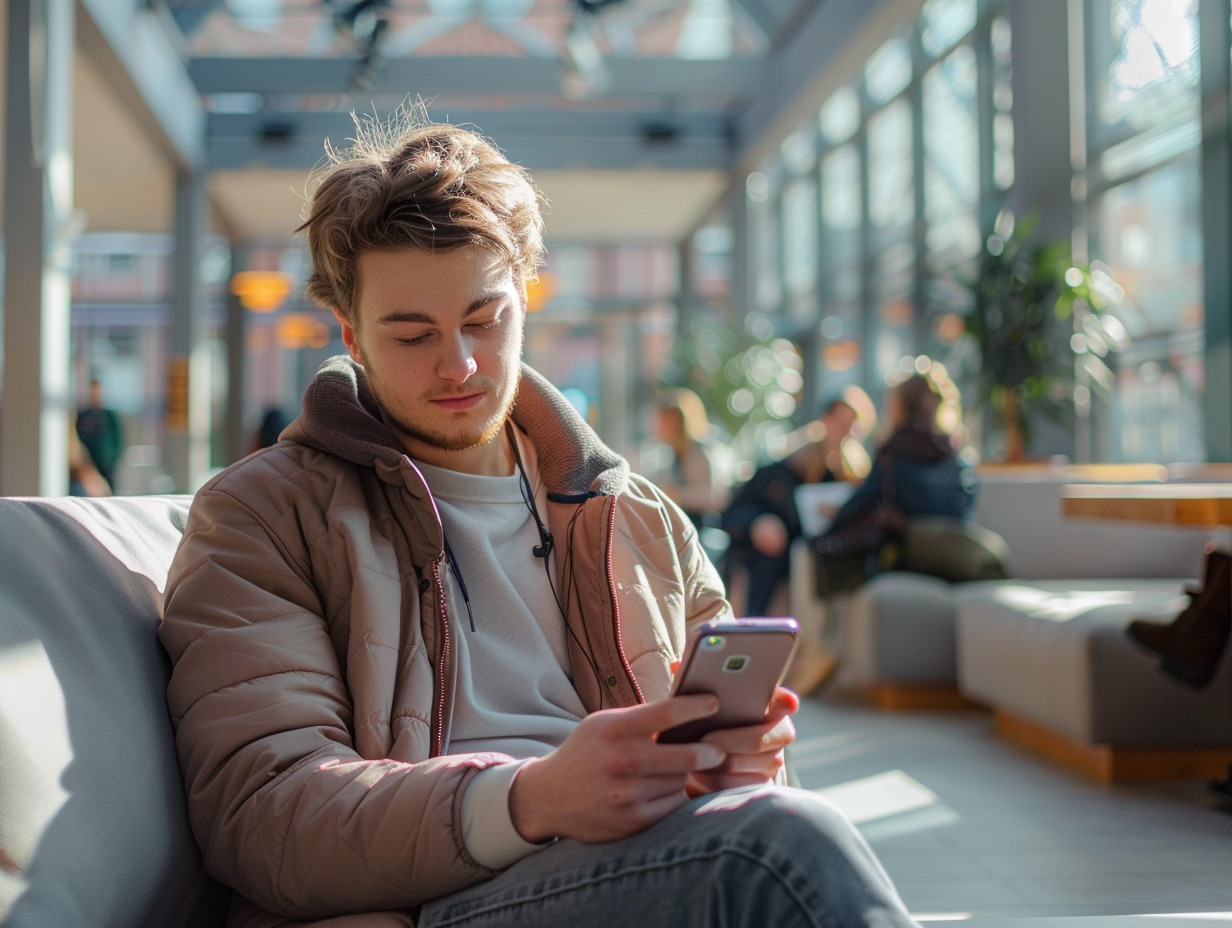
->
xmin=461 ymin=760 xmax=553 ymax=870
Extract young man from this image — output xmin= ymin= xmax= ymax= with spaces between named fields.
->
xmin=158 ymin=111 xmax=918 ymax=928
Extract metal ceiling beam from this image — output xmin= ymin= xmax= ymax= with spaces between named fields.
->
xmin=78 ymin=0 xmax=206 ymax=169
xmin=187 ymin=55 xmax=762 ymax=97
xmin=733 ymin=0 xmax=883 ymax=170
xmin=205 ymin=109 xmax=736 ymax=172
xmin=724 ymin=0 xmax=779 ymax=42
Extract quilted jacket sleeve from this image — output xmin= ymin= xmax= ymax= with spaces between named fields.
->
xmin=158 ymin=481 xmax=509 ymax=919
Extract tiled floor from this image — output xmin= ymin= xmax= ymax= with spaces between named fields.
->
xmin=789 ymin=695 xmax=1232 ymax=924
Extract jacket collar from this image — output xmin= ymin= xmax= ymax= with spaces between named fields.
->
xmin=285 ymin=354 xmax=629 ymax=499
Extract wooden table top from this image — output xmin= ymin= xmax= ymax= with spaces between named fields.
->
xmin=1061 ymin=483 xmax=1232 ymax=527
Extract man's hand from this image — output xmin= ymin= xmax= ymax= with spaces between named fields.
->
xmin=749 ymin=513 xmax=789 ymax=557
xmin=686 ymin=687 xmax=798 ymax=796
xmin=509 ymin=695 xmax=726 ymax=844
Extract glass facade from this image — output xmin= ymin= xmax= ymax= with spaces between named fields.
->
xmin=57 ymin=0 xmax=1227 ymax=476
xmin=730 ymin=0 xmax=1215 ymax=463
xmin=1082 ymin=0 xmax=1203 ymax=463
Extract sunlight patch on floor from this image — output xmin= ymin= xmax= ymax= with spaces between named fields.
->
xmin=812 ymin=768 xmax=943 ymax=824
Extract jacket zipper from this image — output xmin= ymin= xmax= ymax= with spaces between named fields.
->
xmin=604 ymin=495 xmax=644 ymax=704
xmin=430 ymin=552 xmax=451 ymax=758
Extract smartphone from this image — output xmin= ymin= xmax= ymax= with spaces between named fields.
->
xmin=657 ymin=617 xmax=800 ymax=744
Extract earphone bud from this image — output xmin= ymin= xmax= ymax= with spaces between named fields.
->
xmin=508 ymin=422 xmax=555 ymax=560
xmin=533 ymin=530 xmax=554 ymax=559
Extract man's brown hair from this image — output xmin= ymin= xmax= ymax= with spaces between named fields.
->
xmin=298 ymin=105 xmax=547 ymax=321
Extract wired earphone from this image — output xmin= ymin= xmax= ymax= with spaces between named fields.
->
xmin=439 ymin=422 xmax=607 ymax=695
xmin=441 ymin=422 xmax=557 ymax=633
xmin=507 ymin=421 xmax=554 ymax=561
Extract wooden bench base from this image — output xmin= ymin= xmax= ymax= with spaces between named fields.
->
xmin=995 ymin=710 xmax=1232 ymax=782
xmin=849 ymin=683 xmax=985 ymax=711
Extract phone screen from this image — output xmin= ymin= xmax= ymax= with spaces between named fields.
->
xmin=657 ymin=617 xmax=798 ymax=744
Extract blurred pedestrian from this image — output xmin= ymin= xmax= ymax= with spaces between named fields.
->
xmin=75 ymin=377 xmax=124 ymax=491
xmin=68 ymin=425 xmax=111 ymax=498
xmin=250 ymin=406 xmax=291 ymax=454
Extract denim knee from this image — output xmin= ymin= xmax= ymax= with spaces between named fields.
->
xmin=689 ymin=786 xmax=913 ymax=927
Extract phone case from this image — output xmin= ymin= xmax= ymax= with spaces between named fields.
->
xmin=657 ymin=617 xmax=799 ymax=744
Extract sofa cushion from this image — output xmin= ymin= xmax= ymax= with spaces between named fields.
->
xmin=955 ymin=578 xmax=1232 ymax=747
xmin=900 ymin=517 xmax=1011 ymax=583
xmin=843 ymin=572 xmax=961 ymax=685
xmin=0 ymin=495 xmax=228 ymax=927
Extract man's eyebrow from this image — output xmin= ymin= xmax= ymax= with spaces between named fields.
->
xmin=377 ymin=292 xmax=506 ymax=326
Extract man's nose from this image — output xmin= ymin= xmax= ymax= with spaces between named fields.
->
xmin=438 ymin=333 xmax=478 ymax=381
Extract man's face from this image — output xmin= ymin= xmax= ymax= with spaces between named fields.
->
xmin=334 ymin=245 xmax=526 ymax=476
xmin=824 ymin=403 xmax=857 ymax=444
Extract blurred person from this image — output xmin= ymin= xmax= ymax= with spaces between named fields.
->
xmin=249 ymin=406 xmax=291 ymax=454
xmin=157 ymin=108 xmax=919 ymax=928
xmin=652 ymin=387 xmax=729 ymax=529
xmin=68 ymin=425 xmax=112 ymax=497
xmin=75 ymin=377 xmax=124 ymax=491
xmin=720 ymin=389 xmax=870 ymax=619
xmin=797 ymin=371 xmax=976 ymax=693
xmin=818 ymin=371 xmax=974 ymax=563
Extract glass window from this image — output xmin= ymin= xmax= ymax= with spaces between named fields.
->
xmin=691 ymin=224 xmax=733 ymax=301
xmin=782 ymin=176 xmax=819 ymax=297
xmin=1093 ymin=0 xmax=1199 ymax=143
xmin=865 ymin=36 xmax=913 ymax=105
xmin=923 ymin=44 xmax=980 ymax=273
xmin=820 ymin=145 xmax=862 ymax=306
xmin=780 ymin=124 xmax=817 ymax=175
xmin=819 ymin=86 xmax=861 ymax=146
xmin=868 ymin=99 xmax=915 ymax=371
xmin=920 ymin=0 xmax=977 ymax=58
xmin=748 ymin=169 xmax=782 ymax=313
xmin=819 ymin=145 xmax=862 ymax=386
xmin=1094 ymin=154 xmax=1203 ymax=462
xmin=868 ymin=100 xmax=913 ymax=240
xmin=991 ymin=15 xmax=1015 ymax=190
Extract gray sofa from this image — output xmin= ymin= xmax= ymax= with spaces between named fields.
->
xmin=0 ymin=494 xmax=229 ymax=927
xmin=791 ymin=471 xmax=1232 ymax=773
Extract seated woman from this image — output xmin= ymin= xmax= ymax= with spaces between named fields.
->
xmin=653 ymin=388 xmax=729 ymax=532
xmin=794 ymin=371 xmax=976 ymax=693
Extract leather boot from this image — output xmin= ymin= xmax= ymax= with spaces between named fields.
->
xmin=1128 ymin=549 xmax=1232 ymax=689
xmin=1128 ymin=549 xmax=1229 ymax=655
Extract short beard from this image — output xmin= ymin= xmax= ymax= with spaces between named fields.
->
xmin=382 ymin=375 xmax=521 ymax=455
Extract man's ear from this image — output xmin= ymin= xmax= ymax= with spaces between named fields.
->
xmin=332 ymin=307 xmax=364 ymax=365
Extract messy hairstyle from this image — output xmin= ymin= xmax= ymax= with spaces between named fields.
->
xmin=298 ymin=103 xmax=547 ymax=321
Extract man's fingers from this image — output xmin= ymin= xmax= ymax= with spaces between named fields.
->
xmin=631 ymin=693 xmax=719 ymax=735
xmin=703 ymin=748 xmax=787 ymax=777
xmin=637 ymin=739 xmax=727 ymax=774
xmin=768 ymin=686 xmax=800 ymax=718
xmin=701 ymin=713 xmax=796 ymax=755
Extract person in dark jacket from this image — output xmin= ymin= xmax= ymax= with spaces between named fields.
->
xmin=75 ymin=377 xmax=124 ymax=491
xmin=821 ymin=371 xmax=975 ymax=555
xmin=791 ymin=371 xmax=976 ymax=694
xmin=721 ymin=392 xmax=867 ymax=617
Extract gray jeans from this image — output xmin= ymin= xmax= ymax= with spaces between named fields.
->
xmin=419 ymin=785 xmax=918 ymax=928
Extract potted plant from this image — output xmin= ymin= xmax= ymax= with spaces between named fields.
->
xmin=956 ymin=209 xmax=1124 ymax=462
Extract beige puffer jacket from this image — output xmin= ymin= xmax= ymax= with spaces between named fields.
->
xmin=159 ymin=356 xmax=728 ymax=927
